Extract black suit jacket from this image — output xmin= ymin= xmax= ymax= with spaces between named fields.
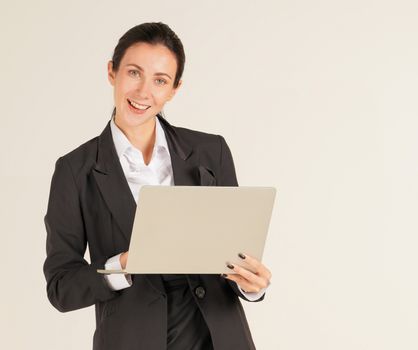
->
xmin=43 ymin=115 xmax=265 ymax=350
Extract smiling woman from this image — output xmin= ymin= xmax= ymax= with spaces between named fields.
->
xmin=43 ymin=22 xmax=271 ymax=350
xmin=107 ymin=28 xmax=184 ymax=163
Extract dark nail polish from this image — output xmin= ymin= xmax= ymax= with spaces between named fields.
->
xmin=238 ymin=253 xmax=246 ymax=259
xmin=227 ymin=263 xmax=234 ymax=269
xmin=221 ymin=273 xmax=228 ymax=278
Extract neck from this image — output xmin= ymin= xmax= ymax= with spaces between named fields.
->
xmin=114 ymin=116 xmax=157 ymax=161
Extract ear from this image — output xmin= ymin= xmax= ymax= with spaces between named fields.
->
xmin=167 ymin=79 xmax=182 ymax=101
xmin=107 ymin=61 xmax=116 ymax=86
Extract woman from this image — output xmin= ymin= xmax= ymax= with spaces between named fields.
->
xmin=43 ymin=22 xmax=272 ymax=350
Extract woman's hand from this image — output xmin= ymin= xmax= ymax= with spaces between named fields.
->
xmin=120 ymin=251 xmax=129 ymax=269
xmin=223 ymin=253 xmax=272 ymax=293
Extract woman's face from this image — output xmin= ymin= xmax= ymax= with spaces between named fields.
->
xmin=108 ymin=42 xmax=181 ymax=130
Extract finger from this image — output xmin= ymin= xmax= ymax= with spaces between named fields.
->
xmin=238 ymin=252 xmax=272 ymax=280
xmin=222 ymin=273 xmax=265 ymax=293
xmin=227 ymin=263 xmax=270 ymax=290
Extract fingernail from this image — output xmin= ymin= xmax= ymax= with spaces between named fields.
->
xmin=238 ymin=252 xmax=246 ymax=259
xmin=221 ymin=273 xmax=228 ymax=278
xmin=227 ymin=263 xmax=234 ymax=269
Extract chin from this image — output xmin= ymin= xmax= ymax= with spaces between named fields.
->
xmin=121 ymin=111 xmax=156 ymax=127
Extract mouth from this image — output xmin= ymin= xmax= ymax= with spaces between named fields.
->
xmin=127 ymin=98 xmax=151 ymax=111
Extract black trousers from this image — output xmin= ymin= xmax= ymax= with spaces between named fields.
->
xmin=162 ymin=274 xmax=214 ymax=350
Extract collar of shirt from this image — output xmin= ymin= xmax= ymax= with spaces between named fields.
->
xmin=110 ymin=115 xmax=170 ymax=165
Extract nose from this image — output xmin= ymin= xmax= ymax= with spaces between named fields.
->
xmin=135 ymin=79 xmax=150 ymax=99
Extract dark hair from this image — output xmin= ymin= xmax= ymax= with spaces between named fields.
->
xmin=111 ymin=22 xmax=185 ymax=89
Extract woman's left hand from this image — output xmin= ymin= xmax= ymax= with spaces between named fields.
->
xmin=223 ymin=253 xmax=272 ymax=293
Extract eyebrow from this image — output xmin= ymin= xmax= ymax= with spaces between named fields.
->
xmin=125 ymin=63 xmax=172 ymax=80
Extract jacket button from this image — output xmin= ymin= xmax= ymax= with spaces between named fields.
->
xmin=194 ymin=286 xmax=206 ymax=299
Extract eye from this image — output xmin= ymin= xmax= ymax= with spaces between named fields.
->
xmin=128 ymin=70 xmax=140 ymax=78
xmin=155 ymin=78 xmax=167 ymax=85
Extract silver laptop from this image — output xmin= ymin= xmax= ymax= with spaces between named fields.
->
xmin=97 ymin=185 xmax=276 ymax=275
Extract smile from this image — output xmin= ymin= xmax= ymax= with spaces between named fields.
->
xmin=127 ymin=98 xmax=151 ymax=111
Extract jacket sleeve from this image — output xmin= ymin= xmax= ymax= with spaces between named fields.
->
xmin=217 ymin=135 xmax=266 ymax=303
xmin=43 ymin=156 xmax=118 ymax=312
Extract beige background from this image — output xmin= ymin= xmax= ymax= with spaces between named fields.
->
xmin=1 ymin=0 xmax=417 ymax=349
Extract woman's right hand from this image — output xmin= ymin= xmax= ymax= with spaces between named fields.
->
xmin=120 ymin=251 xmax=129 ymax=269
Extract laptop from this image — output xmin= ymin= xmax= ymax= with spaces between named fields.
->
xmin=97 ymin=185 xmax=276 ymax=275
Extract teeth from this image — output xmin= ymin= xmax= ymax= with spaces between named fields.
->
xmin=129 ymin=99 xmax=150 ymax=110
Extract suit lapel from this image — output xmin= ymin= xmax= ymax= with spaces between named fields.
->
xmin=158 ymin=116 xmax=217 ymax=186
xmin=158 ymin=115 xmax=196 ymax=186
xmin=92 ymin=121 xmax=136 ymax=244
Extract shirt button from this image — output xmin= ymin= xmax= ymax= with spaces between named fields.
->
xmin=194 ymin=286 xmax=206 ymax=299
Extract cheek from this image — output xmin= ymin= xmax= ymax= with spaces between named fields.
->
xmin=153 ymin=90 xmax=172 ymax=105
xmin=115 ymin=78 xmax=136 ymax=98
